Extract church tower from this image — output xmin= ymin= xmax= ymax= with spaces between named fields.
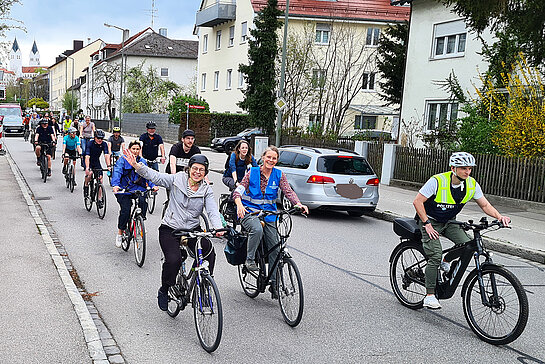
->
xmin=8 ymin=37 xmax=22 ymax=77
xmin=29 ymin=40 xmax=40 ymax=66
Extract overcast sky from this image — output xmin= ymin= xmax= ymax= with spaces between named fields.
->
xmin=4 ymin=0 xmax=201 ymax=67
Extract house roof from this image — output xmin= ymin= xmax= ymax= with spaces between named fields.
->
xmin=12 ymin=38 xmax=20 ymax=53
xmin=350 ymin=104 xmax=398 ymax=115
xmin=113 ymin=32 xmax=198 ymax=59
xmin=31 ymin=40 xmax=38 ymax=54
xmin=22 ymin=66 xmax=46 ymax=73
xmin=49 ymin=39 xmax=103 ymax=68
xmin=251 ymin=0 xmax=410 ymax=23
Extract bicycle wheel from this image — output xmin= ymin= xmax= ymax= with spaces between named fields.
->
xmin=40 ymin=155 xmax=48 ymax=183
xmin=199 ymin=213 xmax=210 ymax=232
xmin=133 ymin=215 xmax=146 ymax=267
xmin=462 ymin=265 xmax=529 ymax=345
xmin=193 ymin=274 xmax=223 ymax=353
xmin=69 ymin=165 xmax=75 ymax=193
xmin=389 ymin=243 xmax=427 ymax=309
xmin=237 ymin=263 xmax=260 ymax=298
xmin=121 ymin=229 xmax=130 ymax=251
xmin=147 ymin=191 xmax=156 ymax=214
xmin=276 ymin=257 xmax=304 ymax=327
xmin=96 ymin=183 xmax=107 ymax=219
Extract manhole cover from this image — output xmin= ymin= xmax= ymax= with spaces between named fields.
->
xmin=35 ymin=196 xmax=51 ymax=200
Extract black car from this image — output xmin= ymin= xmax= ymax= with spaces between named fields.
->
xmin=211 ymin=128 xmax=263 ymax=152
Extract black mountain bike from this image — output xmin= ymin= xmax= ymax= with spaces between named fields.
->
xmin=63 ymin=152 xmax=79 ymax=193
xmin=108 ymin=153 xmax=120 ymax=186
xmin=237 ymin=207 xmax=305 ymax=327
xmin=167 ymin=226 xmax=229 ymax=353
xmin=36 ymin=142 xmax=53 ymax=183
xmin=117 ymin=190 xmax=148 ymax=267
xmin=84 ymin=169 xmax=108 ymax=219
xmin=389 ymin=217 xmax=528 ymax=345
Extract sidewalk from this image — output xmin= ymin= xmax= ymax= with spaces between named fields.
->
xmin=0 ymin=154 xmax=93 ymax=363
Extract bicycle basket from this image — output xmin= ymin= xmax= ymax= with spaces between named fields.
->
xmin=393 ymin=218 xmax=422 ymax=241
xmin=224 ymin=228 xmax=248 ymax=266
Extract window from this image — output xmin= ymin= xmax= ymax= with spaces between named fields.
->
xmin=308 ymin=114 xmax=323 ymax=130
xmin=201 ymin=73 xmax=206 ymax=91
xmin=241 ymin=22 xmax=248 ymax=42
xmin=277 ymin=151 xmax=297 ymax=167
xmin=228 ymin=26 xmax=235 ymax=47
xmin=0 ymin=90 xmax=6 ymax=100
xmin=317 ymin=156 xmax=374 ymax=175
xmin=366 ymin=28 xmax=380 ymax=46
xmin=315 ymin=23 xmax=331 ymax=45
xmin=311 ymin=69 xmax=326 ymax=89
xmin=226 ymin=69 xmax=232 ymax=89
xmin=214 ymin=71 xmax=219 ymax=90
xmin=292 ymin=153 xmax=311 ymax=169
xmin=362 ymin=72 xmax=375 ymax=90
xmin=216 ymin=30 xmax=222 ymax=50
xmin=354 ymin=115 xmax=377 ymax=129
xmin=203 ymin=34 xmax=208 ymax=53
xmin=426 ymin=101 xmax=459 ymax=130
xmin=433 ymin=20 xmax=467 ymax=59
xmin=160 ymin=68 xmax=168 ymax=77
xmin=238 ymin=71 xmax=244 ymax=88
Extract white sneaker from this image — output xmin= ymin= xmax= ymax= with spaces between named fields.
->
xmin=440 ymin=260 xmax=451 ymax=273
xmin=423 ymin=295 xmax=442 ymax=309
xmin=115 ymin=234 xmax=123 ymax=248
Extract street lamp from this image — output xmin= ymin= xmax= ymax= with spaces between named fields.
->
xmin=60 ymin=53 xmax=75 ymax=118
xmin=275 ymin=0 xmax=290 ymax=146
xmin=104 ymin=22 xmax=129 ymax=129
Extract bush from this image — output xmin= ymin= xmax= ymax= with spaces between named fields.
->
xmin=210 ymin=113 xmax=253 ymax=138
xmin=168 ymin=94 xmax=209 ymax=124
xmin=457 ymin=104 xmax=501 ymax=154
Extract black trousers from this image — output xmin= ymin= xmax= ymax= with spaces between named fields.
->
xmin=158 ymin=224 xmax=216 ymax=288
xmin=116 ymin=194 xmax=147 ymax=230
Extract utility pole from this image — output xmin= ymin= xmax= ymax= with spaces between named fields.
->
xmin=275 ymin=0 xmax=290 ymax=147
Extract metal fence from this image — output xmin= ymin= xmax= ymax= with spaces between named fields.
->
xmin=393 ymin=146 xmax=545 ymax=203
xmin=280 ymin=136 xmax=355 ymax=151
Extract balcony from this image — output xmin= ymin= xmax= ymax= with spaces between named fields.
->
xmin=196 ymin=2 xmax=236 ymax=28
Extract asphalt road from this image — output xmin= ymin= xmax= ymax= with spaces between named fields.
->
xmin=5 ymin=136 xmax=545 ymax=364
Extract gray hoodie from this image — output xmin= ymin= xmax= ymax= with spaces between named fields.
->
xmin=135 ymin=164 xmax=222 ymax=230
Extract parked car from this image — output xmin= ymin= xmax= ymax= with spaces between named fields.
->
xmin=211 ymin=128 xmax=263 ymax=153
xmin=274 ymin=145 xmax=379 ymax=217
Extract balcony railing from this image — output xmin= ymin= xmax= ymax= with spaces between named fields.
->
xmin=196 ymin=2 xmax=236 ymax=27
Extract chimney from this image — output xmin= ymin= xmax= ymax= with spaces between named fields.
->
xmin=122 ymin=29 xmax=130 ymax=43
xmin=159 ymin=28 xmax=167 ymax=37
xmin=73 ymin=40 xmax=84 ymax=51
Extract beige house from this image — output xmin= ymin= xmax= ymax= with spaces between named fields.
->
xmin=195 ymin=0 xmax=409 ymax=136
xmin=48 ymin=39 xmax=102 ymax=111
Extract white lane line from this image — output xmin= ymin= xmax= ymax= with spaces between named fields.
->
xmin=5 ymin=150 xmax=108 ymax=363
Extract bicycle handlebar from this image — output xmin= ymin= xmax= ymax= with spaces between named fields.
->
xmin=114 ymin=187 xmax=152 ymax=196
xmin=449 ymin=218 xmax=511 ymax=231
xmin=171 ymin=227 xmax=230 ymax=238
xmin=248 ymin=206 xmax=306 ymax=218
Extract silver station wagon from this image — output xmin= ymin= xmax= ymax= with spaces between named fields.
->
xmin=275 ymin=146 xmax=379 ymax=217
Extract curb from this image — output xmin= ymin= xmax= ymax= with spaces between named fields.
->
xmin=370 ymin=208 xmax=545 ymax=265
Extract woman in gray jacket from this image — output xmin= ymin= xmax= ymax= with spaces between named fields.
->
xmin=123 ymin=151 xmax=224 ymax=311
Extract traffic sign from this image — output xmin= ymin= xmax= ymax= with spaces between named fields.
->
xmin=275 ymin=97 xmax=287 ymax=111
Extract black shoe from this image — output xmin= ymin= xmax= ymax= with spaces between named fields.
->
xmin=245 ymin=260 xmax=258 ymax=272
xmin=47 ymin=168 xmax=51 ymax=177
xmin=157 ymin=288 xmax=168 ymax=311
xmin=269 ymin=285 xmax=278 ymax=300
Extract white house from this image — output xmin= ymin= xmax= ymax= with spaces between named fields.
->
xmin=195 ymin=0 xmax=409 ymax=136
xmin=392 ymin=0 xmax=495 ymax=146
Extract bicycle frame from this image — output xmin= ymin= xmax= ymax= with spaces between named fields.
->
xmin=255 ymin=238 xmax=286 ymax=292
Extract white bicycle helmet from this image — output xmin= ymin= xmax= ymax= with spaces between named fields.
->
xmin=449 ymin=152 xmax=476 ymax=167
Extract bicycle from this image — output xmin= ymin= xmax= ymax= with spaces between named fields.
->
xmin=116 ymin=189 xmax=148 ymax=267
xmin=219 ymin=193 xmax=239 ymax=229
xmin=167 ymin=226 xmax=229 ymax=352
xmin=389 ymin=217 xmax=528 ymax=345
xmin=23 ymin=128 xmax=30 ymax=141
xmin=83 ymin=168 xmax=109 ymax=219
xmin=63 ymin=152 xmax=79 ymax=193
xmin=237 ymin=207 xmax=305 ymax=327
xmin=36 ymin=142 xmax=53 ymax=183
xmin=108 ymin=153 xmax=120 ymax=186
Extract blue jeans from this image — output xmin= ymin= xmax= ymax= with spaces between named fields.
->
xmin=116 ymin=194 xmax=147 ymax=230
xmin=80 ymin=138 xmax=91 ymax=166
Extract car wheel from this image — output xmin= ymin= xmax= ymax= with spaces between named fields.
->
xmin=224 ymin=142 xmax=235 ymax=153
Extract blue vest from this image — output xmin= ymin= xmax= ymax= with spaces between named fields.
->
xmin=241 ymin=167 xmax=281 ymax=222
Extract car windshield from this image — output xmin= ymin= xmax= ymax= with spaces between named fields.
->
xmin=317 ymin=156 xmax=374 ymax=175
xmin=237 ymin=129 xmax=251 ymax=136
xmin=0 ymin=107 xmax=22 ymax=117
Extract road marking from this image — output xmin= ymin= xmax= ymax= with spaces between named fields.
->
xmin=5 ymin=150 xmax=109 ymax=363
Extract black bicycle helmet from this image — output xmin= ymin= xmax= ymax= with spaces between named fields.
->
xmin=182 ymin=129 xmax=196 ymax=138
xmin=146 ymin=121 xmax=157 ymax=129
xmin=188 ymin=154 xmax=209 ymax=175
xmin=95 ymin=129 xmax=106 ymax=139
xmin=40 ymin=119 xmax=49 ymax=124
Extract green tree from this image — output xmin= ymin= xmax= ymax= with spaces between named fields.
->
xmin=167 ymin=94 xmax=209 ymax=124
xmin=376 ymin=21 xmax=409 ymax=108
xmin=238 ymin=0 xmax=283 ymax=135
xmin=62 ymin=92 xmax=78 ymax=115
xmin=123 ymin=62 xmax=180 ymax=114
xmin=440 ymin=0 xmax=545 ymax=67
xmin=26 ymin=97 xmax=49 ymax=109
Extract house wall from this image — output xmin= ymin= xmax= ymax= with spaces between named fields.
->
xmin=399 ymin=0 xmax=495 ymax=146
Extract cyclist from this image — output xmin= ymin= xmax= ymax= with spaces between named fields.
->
xmin=112 ymin=140 xmax=158 ymax=248
xmin=222 ymin=140 xmax=258 ymax=191
xmin=34 ymin=119 xmax=57 ymax=176
xmin=233 ymin=146 xmax=308 ymax=298
xmin=62 ymin=127 xmax=82 ymax=181
xmin=62 ymin=114 xmax=72 ymax=135
xmin=79 ymin=116 xmax=95 ymax=168
xmin=23 ymin=114 xmax=30 ymax=136
xmin=413 ymin=152 xmax=511 ymax=310
xmin=122 ymin=152 xmax=224 ymax=311
xmin=108 ymin=126 xmax=125 ymax=159
xmin=166 ymin=129 xmax=200 ymax=174
xmin=139 ymin=121 xmax=165 ymax=171
xmin=83 ymin=129 xmax=111 ymax=197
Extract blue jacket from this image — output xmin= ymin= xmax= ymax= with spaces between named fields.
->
xmin=223 ymin=152 xmax=258 ymax=181
xmin=111 ymin=156 xmax=155 ymax=192
xmin=241 ymin=167 xmax=281 ymax=222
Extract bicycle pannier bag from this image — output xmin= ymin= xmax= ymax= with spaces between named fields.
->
xmin=224 ymin=229 xmax=248 ymax=266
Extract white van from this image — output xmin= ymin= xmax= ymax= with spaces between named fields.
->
xmin=0 ymin=104 xmax=24 ymax=135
